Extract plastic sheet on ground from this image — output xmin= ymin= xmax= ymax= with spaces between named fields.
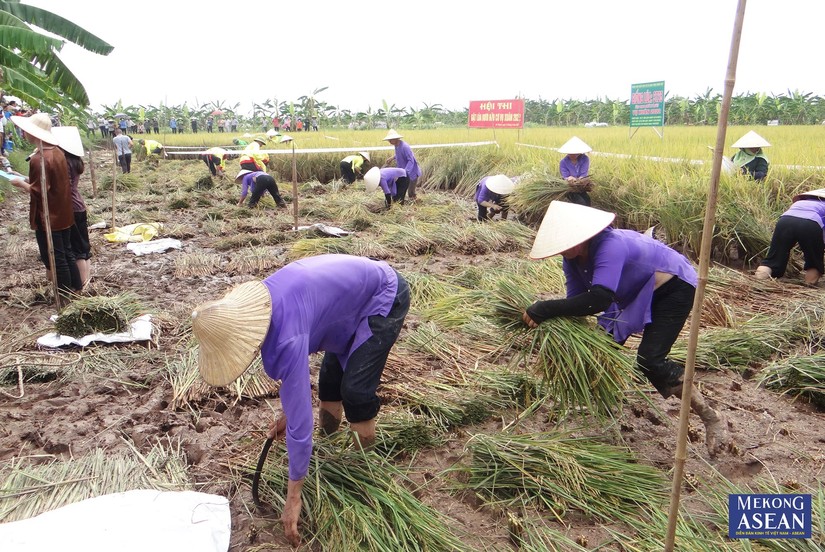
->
xmin=37 ymin=314 xmax=155 ymax=348
xmin=296 ymin=223 xmax=352 ymax=237
xmin=0 ymin=489 xmax=230 ymax=552
xmin=104 ymin=222 xmax=162 ymax=243
xmin=127 ymin=238 xmax=182 ymax=256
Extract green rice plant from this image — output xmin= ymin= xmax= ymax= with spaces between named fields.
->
xmin=0 ymin=441 xmax=191 ymax=523
xmin=418 ymin=145 xmax=504 ymax=195
xmin=173 ymin=252 xmax=221 ymax=277
xmin=469 ymin=367 xmax=544 ymax=409
xmin=506 ymin=166 xmax=572 ymax=225
xmin=375 ymin=408 xmax=445 ymax=457
xmin=670 ymin=313 xmax=810 ymax=370
xmin=251 ymin=437 xmax=465 ymax=552
xmin=289 ymin=237 xmax=356 ymax=259
xmin=54 ymin=292 xmax=144 ymax=337
xmin=759 ymin=353 xmax=825 ymax=407
xmin=491 ymin=279 xmax=636 ymax=419
xmin=383 ymin=375 xmax=495 ymax=430
xmin=469 ymin=219 xmax=536 ymax=252
xmin=456 ymin=431 xmax=666 ymax=524
xmin=422 ymin=289 xmax=488 ymax=328
xmin=403 ymin=273 xmax=463 ymax=310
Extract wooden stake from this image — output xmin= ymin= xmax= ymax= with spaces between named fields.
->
xmin=664 ymin=1 xmax=747 ymax=550
xmin=291 ymin=142 xmax=298 ymax=230
xmin=37 ymin=144 xmax=60 ymax=309
xmin=87 ymin=148 xmax=97 ymax=198
xmin=111 ymin=145 xmax=117 ymax=230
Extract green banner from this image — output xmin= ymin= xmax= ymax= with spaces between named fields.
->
xmin=629 ymin=81 xmax=665 ymax=127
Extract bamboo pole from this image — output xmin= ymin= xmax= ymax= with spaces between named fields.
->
xmin=37 ymin=144 xmax=60 ymax=309
xmin=87 ymin=148 xmax=97 ymax=198
xmin=291 ymin=142 xmax=298 ymax=230
xmin=664 ymin=1 xmax=747 ymax=550
xmin=111 ymin=145 xmax=117 ymax=230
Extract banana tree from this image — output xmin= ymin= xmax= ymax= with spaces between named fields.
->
xmin=0 ymin=1 xmax=113 ymax=109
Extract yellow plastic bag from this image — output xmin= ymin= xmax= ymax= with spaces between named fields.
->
xmin=104 ymin=222 xmax=162 ymax=243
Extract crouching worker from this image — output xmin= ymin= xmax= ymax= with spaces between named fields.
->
xmin=201 ymin=147 xmax=229 ymax=177
xmin=755 ymin=188 xmax=825 ymax=285
xmin=364 ymin=166 xmax=408 ymax=207
xmin=235 ymin=169 xmax=287 ymax=208
xmin=192 ymin=254 xmax=410 ymax=547
xmin=138 ymin=138 xmax=167 ymax=159
xmin=340 ymin=151 xmax=371 ymax=186
xmin=521 ymin=201 xmax=733 ymax=457
xmin=475 ymin=174 xmax=515 ymax=221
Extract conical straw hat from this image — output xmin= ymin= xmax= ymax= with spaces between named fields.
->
xmin=235 ymin=169 xmax=252 ymax=181
xmin=358 ymin=151 xmax=371 ymax=162
xmin=793 ymin=188 xmax=825 ymax=202
xmin=529 ymin=201 xmax=616 ymax=259
xmin=192 ymin=280 xmax=272 ymax=386
xmin=382 ymin=129 xmax=403 ymax=141
xmin=51 ymin=126 xmax=84 ymax=157
xmin=731 ymin=130 xmax=770 ymax=149
xmin=485 ymin=174 xmax=515 ymax=195
xmin=364 ymin=166 xmax=381 ymax=193
xmin=11 ymin=113 xmax=59 ymax=145
xmin=558 ymin=136 xmax=592 ymax=154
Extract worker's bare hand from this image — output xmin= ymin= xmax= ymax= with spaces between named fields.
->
xmin=282 ymin=480 xmax=303 ymax=547
xmin=522 ymin=310 xmax=539 ymax=328
xmin=267 ymin=416 xmax=287 ymax=440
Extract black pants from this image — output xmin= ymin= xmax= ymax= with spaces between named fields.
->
xmin=567 ymin=191 xmax=591 ymax=206
xmin=760 ymin=215 xmax=824 ymax=277
xmin=477 ymin=204 xmax=509 ymax=221
xmin=35 ymin=228 xmax=82 ymax=294
xmin=340 ymin=161 xmax=357 ymax=184
xmin=635 ymin=277 xmax=695 ymax=398
xmin=248 ymin=174 xmax=286 ymax=208
xmin=239 ymin=161 xmax=259 ymax=172
xmin=318 ymin=272 xmax=410 ymax=422
xmin=118 ymin=153 xmax=131 ymax=173
xmin=202 ymin=154 xmax=221 ymax=176
xmin=392 ymin=177 xmax=410 ymax=205
xmin=70 ymin=210 xmax=92 ymax=260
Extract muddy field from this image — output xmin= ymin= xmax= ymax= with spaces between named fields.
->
xmin=1 ymin=147 xmax=824 ymax=551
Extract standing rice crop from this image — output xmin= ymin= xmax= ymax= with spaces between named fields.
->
xmin=506 ymin=167 xmax=572 ymax=225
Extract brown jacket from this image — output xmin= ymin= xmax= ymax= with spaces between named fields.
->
xmin=28 ymin=145 xmax=74 ymax=231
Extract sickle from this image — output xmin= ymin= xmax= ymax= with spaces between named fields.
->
xmin=251 ymin=437 xmax=274 ymax=509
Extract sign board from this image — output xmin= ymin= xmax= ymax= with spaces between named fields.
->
xmin=468 ymin=99 xmax=524 ymax=129
xmin=629 ymin=81 xmax=665 ymax=127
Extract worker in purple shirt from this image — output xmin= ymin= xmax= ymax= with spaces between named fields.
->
xmin=382 ymin=129 xmax=421 ymax=202
xmin=192 ymin=254 xmax=409 ymax=547
xmin=522 ymin=201 xmax=733 ymax=457
xmin=235 ymin=169 xmax=287 ymax=208
xmin=755 ymin=188 xmax=825 ymax=285
xmin=364 ymin=166 xmax=408 ymax=207
xmin=475 ymin=174 xmax=515 ymax=221
xmin=558 ymin=136 xmax=593 ymax=206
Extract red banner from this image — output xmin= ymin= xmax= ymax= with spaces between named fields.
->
xmin=468 ymin=99 xmax=524 ymax=129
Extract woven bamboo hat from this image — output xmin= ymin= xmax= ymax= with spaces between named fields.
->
xmin=364 ymin=166 xmax=381 ymax=193
xmin=11 ymin=113 xmax=59 ymax=145
xmin=558 ymin=136 xmax=592 ymax=155
xmin=485 ymin=174 xmax=515 ymax=195
xmin=51 ymin=126 xmax=84 ymax=157
xmin=235 ymin=169 xmax=252 ymax=181
xmin=192 ymin=280 xmax=272 ymax=386
xmin=793 ymin=188 xmax=825 ymax=202
xmin=382 ymin=129 xmax=403 ymax=141
xmin=529 ymin=201 xmax=615 ymax=259
xmin=358 ymin=151 xmax=371 ymax=162
xmin=731 ymin=130 xmax=770 ymax=149
xmin=253 ymin=136 xmax=267 ymax=145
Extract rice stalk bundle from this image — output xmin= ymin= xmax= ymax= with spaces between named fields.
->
xmin=403 ymin=273 xmax=463 ymax=310
xmin=458 ymin=432 xmax=666 ymax=524
xmin=759 ymin=354 xmax=825 ymax=407
xmin=99 ymin=173 xmax=141 ymax=191
xmin=495 ymin=257 xmax=566 ymax=295
xmin=418 ymin=146 xmax=504 ymax=195
xmin=400 ymin=321 xmax=467 ymax=362
xmin=434 ymin=224 xmax=489 ymax=255
xmin=165 ymin=350 xmax=279 ymax=409
xmin=491 ymin=280 xmax=636 ymax=419
xmin=506 ymin=515 xmax=590 ymax=552
xmin=173 ymin=252 xmax=221 ymax=277
xmin=54 ymin=293 xmax=144 ymax=337
xmin=347 ymin=239 xmax=393 ymax=260
xmin=375 ymin=409 xmax=445 ymax=456
xmin=375 ymin=222 xmax=439 ymax=256
xmin=0 ymin=351 xmax=82 ymax=385
xmin=506 ymin=167 xmax=572 ymax=225
xmin=422 ymin=289 xmax=488 ymax=328
xmin=469 ymin=367 xmax=544 ymax=409
xmin=162 ymin=223 xmax=196 ymax=239
xmin=225 ymin=246 xmax=283 ymax=275
xmin=0 ymin=441 xmax=190 ymax=523
xmin=252 ymin=438 xmax=465 ymax=552
xmin=470 ymin=220 xmax=536 ymax=252
xmin=289 ymin=237 xmax=356 ymax=259
xmin=213 ymin=232 xmax=267 ymax=251
xmin=670 ymin=314 xmax=809 ymax=370
xmin=336 ymin=204 xmax=373 ymax=231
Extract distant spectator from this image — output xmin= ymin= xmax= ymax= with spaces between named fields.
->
xmin=112 ymin=128 xmax=133 ymax=173
xmin=231 ymin=118 xmax=238 ymax=132
xmin=119 ymin=117 xmax=128 ymax=134
xmin=207 ymin=116 xmax=214 ymax=133
xmin=86 ymin=118 xmax=96 ymax=137
xmin=273 ymin=116 xmax=280 ymax=131
xmin=730 ymin=130 xmax=770 ymax=181
xmin=311 ymin=118 xmax=318 ymax=131
xmin=191 ymin=117 xmax=198 ymax=133
xmin=224 ymin=118 xmax=231 ymax=133
xmin=170 ymin=117 xmax=178 ymax=134
xmin=98 ymin=117 xmax=108 ymax=137
xmin=296 ymin=119 xmax=304 ymax=132
xmin=152 ymin=118 xmax=159 ymax=134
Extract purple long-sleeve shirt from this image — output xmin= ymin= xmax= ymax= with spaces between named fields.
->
xmin=394 ymin=140 xmax=421 ymax=181
xmin=239 ymin=171 xmax=267 ymax=199
xmin=563 ymin=227 xmax=697 ymax=344
xmin=474 ymin=177 xmax=504 ymax=205
xmin=559 ymin=154 xmax=590 ymax=179
xmin=259 ymin=254 xmax=398 ymax=480
xmin=379 ymin=167 xmax=406 ymax=195
xmin=783 ymin=199 xmax=825 ymax=238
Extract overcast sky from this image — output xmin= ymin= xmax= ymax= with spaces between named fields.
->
xmin=23 ymin=0 xmax=825 ymax=115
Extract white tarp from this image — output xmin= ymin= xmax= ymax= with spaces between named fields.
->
xmin=126 ymin=238 xmax=182 ymax=256
xmin=0 ymin=490 xmax=231 ymax=552
xmin=37 ymin=314 xmax=155 ymax=348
